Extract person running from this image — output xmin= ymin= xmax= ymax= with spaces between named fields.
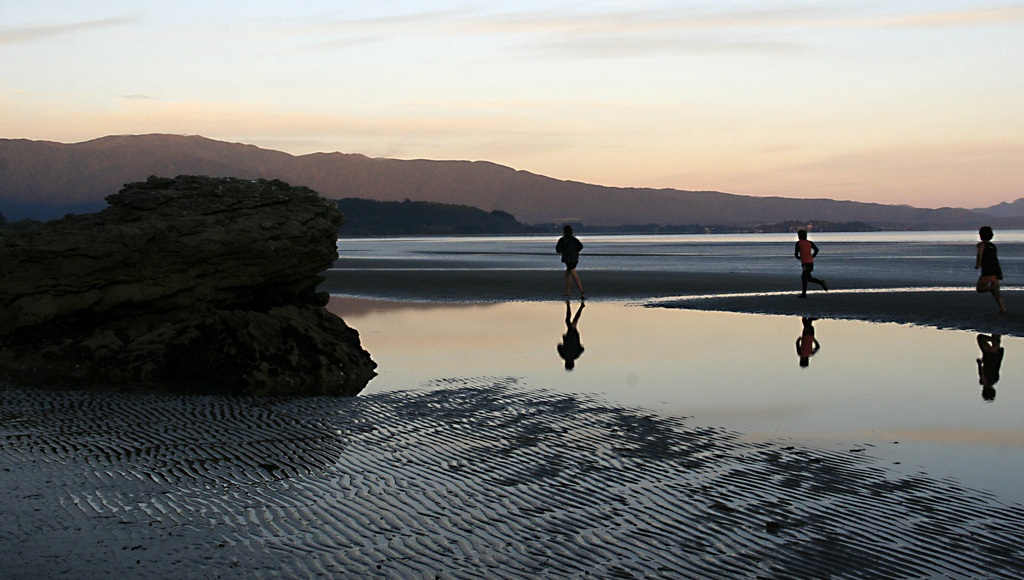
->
xmin=795 ymin=316 xmax=820 ymax=368
xmin=976 ymin=333 xmax=1004 ymax=401
xmin=976 ymin=226 xmax=1007 ymax=314
xmin=794 ymin=229 xmax=827 ymax=298
xmin=555 ymin=225 xmax=585 ymax=299
xmin=557 ymin=300 xmax=585 ymax=370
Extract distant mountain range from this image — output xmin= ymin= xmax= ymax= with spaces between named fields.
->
xmin=0 ymin=134 xmax=1020 ymax=228
xmin=975 ymin=198 xmax=1024 ymax=218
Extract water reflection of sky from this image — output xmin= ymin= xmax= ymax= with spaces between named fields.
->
xmin=331 ymin=298 xmax=1024 ymax=504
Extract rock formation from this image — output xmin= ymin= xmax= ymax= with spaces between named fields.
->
xmin=0 ymin=175 xmax=376 ymax=395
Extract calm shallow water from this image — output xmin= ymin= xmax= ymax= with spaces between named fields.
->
xmin=332 ymin=298 xmax=1024 ymax=504
xmin=336 ymin=230 xmax=1024 ymax=286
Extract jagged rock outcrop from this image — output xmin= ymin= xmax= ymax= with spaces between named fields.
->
xmin=0 ymin=175 xmax=376 ymax=395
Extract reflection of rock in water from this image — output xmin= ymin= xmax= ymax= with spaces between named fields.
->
xmin=3 ymin=380 xmax=1022 ymax=577
xmin=0 ymin=176 xmax=375 ymax=395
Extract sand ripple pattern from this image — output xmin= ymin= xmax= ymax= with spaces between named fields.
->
xmin=2 ymin=379 xmax=1023 ymax=578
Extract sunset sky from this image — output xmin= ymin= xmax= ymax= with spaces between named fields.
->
xmin=2 ymin=1 xmax=1022 ymax=208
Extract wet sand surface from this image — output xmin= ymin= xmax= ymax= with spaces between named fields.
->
xmin=321 ymin=266 xmax=942 ymax=302
xmin=3 ymin=381 xmax=1024 ymax=578
xmin=321 ymin=267 xmax=1024 ymax=336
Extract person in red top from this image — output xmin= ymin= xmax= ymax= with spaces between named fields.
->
xmin=794 ymin=229 xmax=827 ymax=298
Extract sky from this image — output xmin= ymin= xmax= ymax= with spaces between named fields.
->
xmin=1 ymin=0 xmax=1022 ymax=208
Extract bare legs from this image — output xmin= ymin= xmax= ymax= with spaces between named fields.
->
xmin=977 ymin=278 xmax=1008 ymax=314
xmin=993 ymin=284 xmax=1008 ymax=314
xmin=564 ymin=268 xmax=584 ymax=299
xmin=800 ymin=265 xmax=826 ymax=297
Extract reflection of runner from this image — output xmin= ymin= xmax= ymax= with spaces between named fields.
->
xmin=555 ymin=225 xmax=585 ymax=299
xmin=557 ymin=300 xmax=585 ymax=370
xmin=796 ymin=317 xmax=820 ymax=368
xmin=975 ymin=226 xmax=1007 ymax=314
xmin=976 ymin=333 xmax=1004 ymax=401
xmin=794 ymin=229 xmax=827 ymax=298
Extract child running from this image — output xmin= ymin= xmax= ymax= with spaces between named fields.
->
xmin=794 ymin=229 xmax=827 ymax=298
xmin=555 ymin=225 xmax=585 ymax=299
xmin=976 ymin=226 xmax=1007 ymax=314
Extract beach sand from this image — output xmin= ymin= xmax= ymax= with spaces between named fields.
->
xmin=654 ymin=289 xmax=1024 ymax=336
xmin=322 ymin=267 xmax=938 ymax=302
xmin=3 ymin=381 xmax=1023 ymax=577
xmin=322 ymin=266 xmax=1023 ymax=335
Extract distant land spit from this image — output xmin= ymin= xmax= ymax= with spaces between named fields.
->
xmin=334 ymin=198 xmax=883 ymax=236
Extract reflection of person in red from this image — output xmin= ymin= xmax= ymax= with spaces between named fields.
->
xmin=796 ymin=317 xmax=820 ymax=368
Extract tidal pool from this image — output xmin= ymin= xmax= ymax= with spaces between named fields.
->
xmin=330 ymin=297 xmax=1024 ymax=504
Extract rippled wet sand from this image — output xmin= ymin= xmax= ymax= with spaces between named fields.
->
xmin=3 ymin=381 xmax=1023 ymax=577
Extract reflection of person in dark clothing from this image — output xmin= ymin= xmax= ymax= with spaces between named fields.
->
xmin=557 ymin=300 xmax=585 ymax=370
xmin=975 ymin=226 xmax=1007 ymax=314
xmin=796 ymin=317 xmax=820 ymax=368
xmin=976 ymin=333 xmax=1004 ymax=401
xmin=555 ymin=225 xmax=585 ymax=299
xmin=794 ymin=229 xmax=827 ymax=298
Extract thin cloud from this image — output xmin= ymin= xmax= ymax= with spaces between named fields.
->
xmin=297 ymin=7 xmax=477 ymax=50
xmin=530 ymin=35 xmax=805 ymax=58
xmin=473 ymin=5 xmax=847 ymax=35
xmin=878 ymin=4 xmax=1024 ymax=28
xmin=307 ymin=35 xmax=381 ymax=50
xmin=121 ymin=94 xmax=158 ymax=101
xmin=304 ymin=4 xmax=1024 ymax=40
xmin=323 ymin=6 xmax=477 ymax=28
xmin=473 ymin=4 xmax=1024 ymax=34
xmin=0 ymin=16 xmax=138 ymax=45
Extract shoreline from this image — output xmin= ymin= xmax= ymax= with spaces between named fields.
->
xmin=321 ymin=267 xmax=966 ymax=301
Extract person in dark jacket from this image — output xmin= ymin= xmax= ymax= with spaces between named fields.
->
xmin=555 ymin=225 xmax=585 ymax=299
xmin=976 ymin=226 xmax=1007 ymax=314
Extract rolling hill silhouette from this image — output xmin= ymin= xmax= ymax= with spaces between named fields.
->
xmin=0 ymin=134 xmax=1005 ymax=227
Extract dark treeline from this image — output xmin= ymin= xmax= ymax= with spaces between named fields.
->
xmin=335 ymin=198 xmax=549 ymax=236
xmin=334 ymin=198 xmax=883 ymax=236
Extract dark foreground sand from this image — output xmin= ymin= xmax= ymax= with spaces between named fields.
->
xmin=3 ymin=380 xmax=1023 ymax=578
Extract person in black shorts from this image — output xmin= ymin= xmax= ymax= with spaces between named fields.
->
xmin=975 ymin=226 xmax=1007 ymax=314
xmin=555 ymin=224 xmax=585 ymax=299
